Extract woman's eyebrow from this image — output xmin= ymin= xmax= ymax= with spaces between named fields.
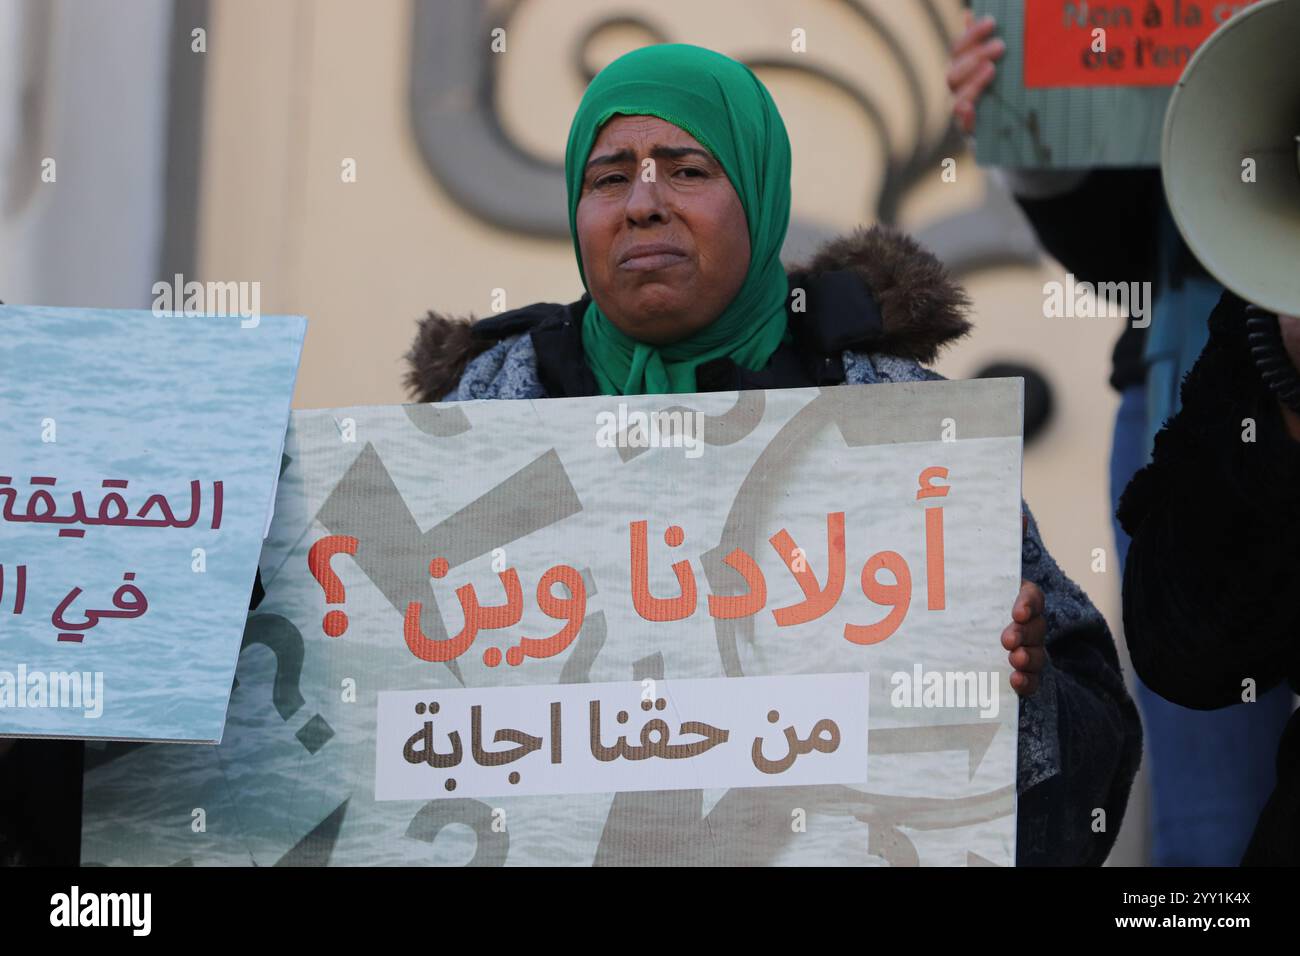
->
xmin=585 ymin=145 xmax=716 ymax=173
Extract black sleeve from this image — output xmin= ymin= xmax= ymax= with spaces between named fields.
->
xmin=1012 ymin=168 xmax=1164 ymax=289
xmin=1013 ymin=511 xmax=1144 ymax=867
xmin=0 ymin=740 xmax=83 ymax=865
xmin=1117 ymin=290 xmax=1300 ymax=709
xmin=1012 ymin=169 xmax=1164 ymax=392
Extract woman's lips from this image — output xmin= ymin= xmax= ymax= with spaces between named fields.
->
xmin=618 ymin=251 xmax=690 ymax=272
xmin=618 ymin=243 xmax=690 ymax=272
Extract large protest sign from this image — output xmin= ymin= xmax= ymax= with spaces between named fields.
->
xmin=0 ymin=306 xmax=306 ymax=742
xmin=82 ymin=378 xmax=1023 ymax=865
xmin=974 ymin=0 xmax=1258 ymax=167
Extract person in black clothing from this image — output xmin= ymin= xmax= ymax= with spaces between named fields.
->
xmin=948 ymin=6 xmax=1294 ymax=865
xmin=1117 ymin=293 xmax=1300 ymax=864
xmin=0 ymin=738 xmax=82 ymax=865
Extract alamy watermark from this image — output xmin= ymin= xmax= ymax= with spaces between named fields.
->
xmin=0 ymin=665 xmax=104 ymax=719
xmin=595 ymin=403 xmax=705 ymax=458
xmin=889 ymin=663 xmax=1000 ymax=718
xmin=1043 ymin=273 xmax=1151 ymax=329
xmin=151 ymin=273 xmax=261 ymax=327
xmin=50 ymin=886 xmax=150 ymax=935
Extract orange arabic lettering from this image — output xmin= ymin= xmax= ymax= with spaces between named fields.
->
xmin=844 ymin=550 xmax=911 ymax=645
xmin=629 ymin=520 xmax=697 ymax=622
xmin=769 ymin=511 xmax=846 ymax=627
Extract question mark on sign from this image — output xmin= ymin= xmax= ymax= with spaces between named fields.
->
xmin=308 ymin=535 xmax=359 ymax=637
xmin=239 ymin=613 xmax=335 ymax=754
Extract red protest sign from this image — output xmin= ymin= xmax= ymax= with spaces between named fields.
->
xmin=1023 ymin=0 xmax=1258 ymax=87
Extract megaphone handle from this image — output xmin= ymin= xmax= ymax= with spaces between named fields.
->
xmin=1246 ymin=306 xmax=1300 ymax=414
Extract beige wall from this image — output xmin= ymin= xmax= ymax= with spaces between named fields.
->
xmin=196 ymin=0 xmax=1143 ymax=861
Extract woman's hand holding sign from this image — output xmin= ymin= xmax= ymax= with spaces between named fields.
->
xmin=1005 ymin=580 xmax=1047 ymax=698
xmin=1005 ymin=514 xmax=1047 ymax=698
xmin=948 ymin=10 xmax=1004 ymax=135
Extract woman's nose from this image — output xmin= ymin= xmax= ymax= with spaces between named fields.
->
xmin=624 ymin=163 xmax=670 ymax=224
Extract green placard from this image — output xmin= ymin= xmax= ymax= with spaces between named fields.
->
xmin=973 ymin=0 xmax=1172 ymax=168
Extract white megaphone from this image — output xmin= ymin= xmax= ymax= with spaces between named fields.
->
xmin=1162 ymin=0 xmax=1300 ymax=317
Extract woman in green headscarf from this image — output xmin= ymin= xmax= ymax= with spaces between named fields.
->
xmin=563 ymin=43 xmax=793 ymax=396
xmin=408 ymin=42 xmax=1141 ymax=867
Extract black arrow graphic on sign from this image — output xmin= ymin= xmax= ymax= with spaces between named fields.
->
xmin=314 ymin=443 xmax=583 ymax=683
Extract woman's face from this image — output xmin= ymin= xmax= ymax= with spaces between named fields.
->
xmin=575 ymin=115 xmax=751 ymax=345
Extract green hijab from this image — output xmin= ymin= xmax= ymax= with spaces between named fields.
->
xmin=564 ymin=43 xmax=793 ymax=395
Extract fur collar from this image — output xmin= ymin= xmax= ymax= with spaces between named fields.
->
xmin=404 ymin=224 xmax=972 ymax=402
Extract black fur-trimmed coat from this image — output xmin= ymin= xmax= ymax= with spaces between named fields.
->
xmin=405 ymin=225 xmax=974 ymax=403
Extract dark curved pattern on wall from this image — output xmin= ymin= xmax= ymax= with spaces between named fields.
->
xmin=409 ymin=0 xmax=565 ymax=236
xmin=408 ymin=0 xmax=1040 ymax=271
